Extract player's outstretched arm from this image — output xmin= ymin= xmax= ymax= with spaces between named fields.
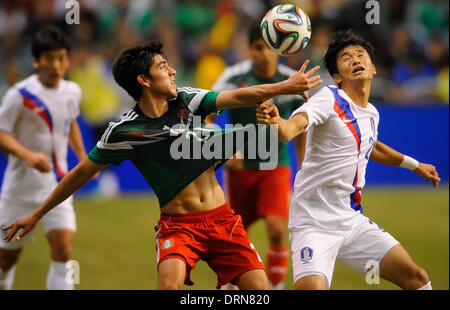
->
xmin=369 ymin=140 xmax=441 ymax=187
xmin=1 ymin=158 xmax=107 ymax=242
xmin=215 ymin=60 xmax=322 ymax=110
xmin=68 ymin=120 xmax=88 ymax=161
xmin=256 ymin=103 xmax=309 ymax=142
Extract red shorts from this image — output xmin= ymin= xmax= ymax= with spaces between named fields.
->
xmin=155 ymin=203 xmax=265 ymax=288
xmin=225 ymin=166 xmax=292 ymax=228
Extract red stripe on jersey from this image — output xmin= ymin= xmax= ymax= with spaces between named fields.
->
xmin=333 ymin=99 xmax=361 ymax=153
xmin=22 ymin=96 xmax=53 ymax=132
xmin=52 ymin=153 xmax=66 ymax=179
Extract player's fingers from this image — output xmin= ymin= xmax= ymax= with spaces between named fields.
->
xmin=431 ymin=168 xmax=439 ymax=178
xmin=307 ymin=75 xmax=322 ymax=85
xmin=305 ymin=65 xmax=320 ymax=77
xmin=1 ymin=224 xmax=13 ymax=230
xmin=255 ymin=106 xmax=266 ymax=113
xmin=299 ymin=59 xmax=310 ymax=73
xmin=430 ymin=175 xmax=441 ymax=187
xmin=16 ymin=227 xmax=30 ymax=241
xmin=38 ymin=166 xmax=50 ymax=173
xmin=309 ymin=79 xmax=323 ymax=89
xmin=35 ymin=159 xmax=51 ymax=172
xmin=3 ymin=224 xmax=19 ymax=242
xmin=258 ymin=105 xmax=273 ymax=115
xmin=257 ymin=104 xmax=269 ymax=112
xmin=256 ymin=112 xmax=270 ymax=119
xmin=256 ymin=118 xmax=269 ymax=125
xmin=36 ymin=165 xmax=47 ymax=173
xmin=42 ymin=160 xmax=51 ymax=172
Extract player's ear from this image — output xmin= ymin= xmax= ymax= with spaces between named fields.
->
xmin=372 ymin=63 xmax=377 ymax=76
xmin=332 ymin=73 xmax=342 ymax=86
xmin=137 ymin=75 xmax=151 ymax=88
xmin=32 ymin=57 xmax=39 ymax=70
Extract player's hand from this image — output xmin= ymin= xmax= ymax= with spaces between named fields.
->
xmin=284 ymin=59 xmax=322 ymax=94
xmin=24 ymin=151 xmax=51 ymax=173
xmin=414 ymin=163 xmax=441 ymax=187
xmin=256 ymin=103 xmax=279 ymax=125
xmin=2 ymin=213 xmax=40 ymax=242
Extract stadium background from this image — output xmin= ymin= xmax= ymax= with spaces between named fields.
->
xmin=0 ymin=0 xmax=448 ymax=290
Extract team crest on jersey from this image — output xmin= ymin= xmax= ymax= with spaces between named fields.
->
xmin=161 ymin=239 xmax=174 ymax=250
xmin=300 ymin=247 xmax=313 ymax=264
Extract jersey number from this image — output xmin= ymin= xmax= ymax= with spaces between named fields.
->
xmin=365 ymin=136 xmax=374 ymax=160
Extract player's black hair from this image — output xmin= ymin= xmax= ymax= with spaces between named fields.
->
xmin=112 ymin=41 xmax=164 ymax=102
xmin=31 ymin=26 xmax=71 ymax=59
xmin=323 ymin=29 xmax=375 ymax=77
xmin=249 ymin=21 xmax=264 ymax=45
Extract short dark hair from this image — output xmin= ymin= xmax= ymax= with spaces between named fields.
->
xmin=31 ymin=26 xmax=70 ymax=59
xmin=249 ymin=21 xmax=264 ymax=45
xmin=323 ymin=29 xmax=375 ymax=77
xmin=112 ymin=41 xmax=163 ymax=102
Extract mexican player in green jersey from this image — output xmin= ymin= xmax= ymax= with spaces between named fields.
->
xmin=208 ymin=23 xmax=306 ymax=290
xmin=2 ymin=41 xmax=322 ymax=290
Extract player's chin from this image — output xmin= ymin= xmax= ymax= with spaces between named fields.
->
xmin=167 ymin=88 xmax=177 ymax=99
xmin=165 ymin=83 xmax=176 ymax=95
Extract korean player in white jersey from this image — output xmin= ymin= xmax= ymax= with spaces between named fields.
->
xmin=256 ymin=30 xmax=441 ymax=290
xmin=0 ymin=26 xmax=90 ymax=289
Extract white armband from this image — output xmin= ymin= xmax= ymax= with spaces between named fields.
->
xmin=399 ymin=155 xmax=419 ymax=170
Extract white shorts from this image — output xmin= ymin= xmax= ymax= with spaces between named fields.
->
xmin=0 ymin=197 xmax=76 ymax=250
xmin=289 ymin=216 xmax=399 ymax=289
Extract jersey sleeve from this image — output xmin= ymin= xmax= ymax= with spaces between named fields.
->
xmin=0 ymin=87 xmax=22 ymax=134
xmin=290 ymin=86 xmax=333 ymax=131
xmin=372 ymin=106 xmax=380 ymax=142
xmin=177 ymin=87 xmax=221 ymax=117
xmin=68 ymin=82 xmax=82 ymax=120
xmin=87 ymin=127 xmax=134 ymax=166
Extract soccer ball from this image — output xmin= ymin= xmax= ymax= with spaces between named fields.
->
xmin=260 ymin=4 xmax=312 ymax=56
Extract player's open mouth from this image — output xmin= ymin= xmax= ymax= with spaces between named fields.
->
xmin=352 ymin=67 xmax=365 ymax=73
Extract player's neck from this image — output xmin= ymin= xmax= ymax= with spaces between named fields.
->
xmin=37 ymin=74 xmax=60 ymax=89
xmin=252 ymin=64 xmax=277 ymax=79
xmin=139 ymin=92 xmax=169 ymax=118
xmin=341 ymin=80 xmax=371 ymax=108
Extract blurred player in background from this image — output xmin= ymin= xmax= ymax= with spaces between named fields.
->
xmin=2 ymin=41 xmax=322 ymax=290
xmin=256 ymin=30 xmax=440 ymax=290
xmin=208 ymin=22 xmax=306 ymax=290
xmin=0 ymin=26 xmax=88 ymax=290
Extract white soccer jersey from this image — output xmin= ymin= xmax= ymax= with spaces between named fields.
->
xmin=289 ymin=85 xmax=379 ymax=231
xmin=0 ymin=74 xmax=81 ymax=206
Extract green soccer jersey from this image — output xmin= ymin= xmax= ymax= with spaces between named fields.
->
xmin=213 ymin=60 xmax=304 ymax=169
xmin=88 ymin=87 xmax=228 ymax=208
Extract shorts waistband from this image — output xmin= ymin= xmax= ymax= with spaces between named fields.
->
xmin=159 ymin=202 xmax=232 ymax=223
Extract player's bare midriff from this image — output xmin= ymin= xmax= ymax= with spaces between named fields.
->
xmin=160 ymin=166 xmax=226 ymax=214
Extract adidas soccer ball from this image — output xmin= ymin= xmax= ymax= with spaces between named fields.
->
xmin=260 ymin=4 xmax=312 ymax=56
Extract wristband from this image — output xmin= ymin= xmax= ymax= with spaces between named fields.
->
xmin=399 ymin=155 xmax=419 ymax=170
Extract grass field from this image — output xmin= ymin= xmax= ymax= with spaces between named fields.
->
xmin=11 ymin=186 xmax=449 ymax=290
